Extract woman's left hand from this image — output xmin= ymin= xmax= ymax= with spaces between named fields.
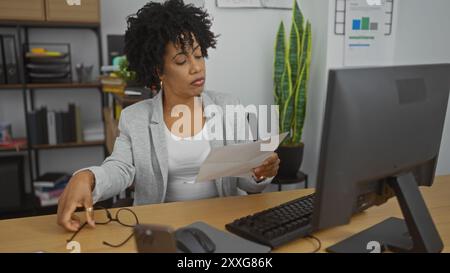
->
xmin=252 ymin=152 xmax=280 ymax=181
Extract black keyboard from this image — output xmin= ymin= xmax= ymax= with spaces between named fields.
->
xmin=225 ymin=193 xmax=315 ymax=248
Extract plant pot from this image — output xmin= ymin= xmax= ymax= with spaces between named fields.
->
xmin=275 ymin=143 xmax=304 ymax=179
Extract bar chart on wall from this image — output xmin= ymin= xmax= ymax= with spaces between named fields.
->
xmin=352 ymin=17 xmax=379 ymax=31
xmin=343 ymin=0 xmax=395 ymax=66
xmin=334 ymin=0 xmax=394 ymax=35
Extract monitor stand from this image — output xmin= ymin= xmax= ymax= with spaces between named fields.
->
xmin=327 ymin=173 xmax=443 ymax=253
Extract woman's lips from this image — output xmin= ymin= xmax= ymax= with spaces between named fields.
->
xmin=191 ymin=78 xmax=205 ymax=87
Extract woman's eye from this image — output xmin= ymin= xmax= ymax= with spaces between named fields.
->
xmin=195 ymin=55 xmax=203 ymax=59
xmin=175 ymin=59 xmax=187 ymax=65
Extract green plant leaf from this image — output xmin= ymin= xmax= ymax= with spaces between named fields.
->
xmin=292 ymin=22 xmax=312 ymax=144
xmin=273 ymin=0 xmax=311 ymax=146
xmin=289 ymin=21 xmax=300 ymax=94
xmin=292 ymin=65 xmax=307 ymax=143
xmin=117 ymin=57 xmax=136 ymax=82
xmin=280 ymin=62 xmax=294 ymax=134
xmin=299 ymin=21 xmax=311 ymax=72
xmin=293 ymin=0 xmax=304 ymax=54
xmin=274 ymin=22 xmax=286 ymax=106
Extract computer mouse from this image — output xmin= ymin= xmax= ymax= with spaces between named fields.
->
xmin=174 ymin=227 xmax=216 ymax=253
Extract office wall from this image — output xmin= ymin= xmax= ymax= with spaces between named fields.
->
xmin=314 ymin=0 xmax=450 ymax=179
xmin=392 ymin=0 xmax=450 ymax=175
xmin=323 ymin=0 xmax=450 ymax=176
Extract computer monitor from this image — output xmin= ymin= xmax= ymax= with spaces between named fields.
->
xmin=313 ymin=64 xmax=450 ymax=253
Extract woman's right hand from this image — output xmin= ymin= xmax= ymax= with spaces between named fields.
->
xmin=57 ymin=170 xmax=96 ymax=232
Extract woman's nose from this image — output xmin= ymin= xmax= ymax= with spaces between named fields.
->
xmin=189 ymin=57 xmax=202 ymax=74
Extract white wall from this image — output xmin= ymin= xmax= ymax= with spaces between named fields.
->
xmin=392 ymin=0 xmax=450 ymax=175
xmin=310 ymin=0 xmax=450 ymax=179
xmin=295 ymin=0 xmax=331 ymax=185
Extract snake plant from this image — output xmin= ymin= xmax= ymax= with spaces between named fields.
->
xmin=274 ymin=0 xmax=312 ymax=146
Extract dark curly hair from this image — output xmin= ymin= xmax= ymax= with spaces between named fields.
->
xmin=124 ymin=0 xmax=218 ymax=90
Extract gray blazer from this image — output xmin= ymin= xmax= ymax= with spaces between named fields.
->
xmin=77 ymin=90 xmax=272 ymax=205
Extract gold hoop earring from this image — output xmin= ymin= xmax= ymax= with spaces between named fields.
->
xmin=160 ymin=80 xmax=163 ymax=91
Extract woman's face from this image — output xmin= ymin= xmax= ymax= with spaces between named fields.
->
xmin=159 ymin=35 xmax=206 ymax=99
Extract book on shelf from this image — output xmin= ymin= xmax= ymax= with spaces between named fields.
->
xmin=47 ymin=111 xmax=57 ymax=145
xmin=75 ymin=104 xmax=83 ymax=143
xmin=102 ymin=84 xmax=126 ymax=94
xmin=34 ymin=172 xmax=71 ymax=207
xmin=100 ymin=75 xmax=126 ymax=94
xmin=35 ymin=188 xmax=65 ymax=200
xmin=100 ymin=75 xmax=124 ymax=85
xmin=33 ymin=172 xmax=71 ymax=188
xmin=39 ymin=197 xmax=60 ymax=207
xmin=0 ymin=138 xmax=27 ymax=151
xmin=83 ymin=122 xmax=105 ymax=142
xmin=28 ymin=107 xmax=49 ymax=145
xmin=29 ymin=103 xmax=84 ymax=146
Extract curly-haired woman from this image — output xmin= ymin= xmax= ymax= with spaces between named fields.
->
xmin=57 ymin=0 xmax=280 ymax=232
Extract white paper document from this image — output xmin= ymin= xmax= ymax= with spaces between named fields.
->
xmin=195 ymin=132 xmax=288 ymax=182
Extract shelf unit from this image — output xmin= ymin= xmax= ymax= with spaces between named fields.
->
xmin=0 ymin=82 xmax=101 ymax=89
xmin=0 ymin=20 xmax=107 ymax=214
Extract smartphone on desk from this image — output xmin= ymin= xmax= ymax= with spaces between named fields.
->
xmin=134 ymin=224 xmax=178 ymax=253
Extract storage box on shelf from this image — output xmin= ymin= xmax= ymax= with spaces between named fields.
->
xmin=0 ymin=0 xmax=100 ymax=24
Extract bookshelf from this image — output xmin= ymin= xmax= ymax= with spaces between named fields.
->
xmin=32 ymin=140 xmax=104 ymax=150
xmin=0 ymin=82 xmax=101 ymax=89
xmin=0 ymin=19 xmax=107 ymax=215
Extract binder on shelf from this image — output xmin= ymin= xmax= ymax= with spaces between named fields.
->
xmin=75 ymin=105 xmax=83 ymax=143
xmin=68 ymin=104 xmax=77 ymax=143
xmin=0 ymin=36 xmax=5 ymax=84
xmin=27 ymin=107 xmax=49 ymax=145
xmin=38 ymin=107 xmax=49 ymax=145
xmin=61 ymin=111 xmax=71 ymax=143
xmin=29 ymin=105 xmax=84 ymax=146
xmin=27 ymin=111 xmax=40 ymax=146
xmin=55 ymin=112 xmax=64 ymax=144
xmin=2 ymin=35 xmax=19 ymax=84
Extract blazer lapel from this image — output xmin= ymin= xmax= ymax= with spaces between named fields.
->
xmin=148 ymin=91 xmax=168 ymax=202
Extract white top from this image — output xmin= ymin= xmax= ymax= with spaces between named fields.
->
xmin=164 ymin=120 xmax=218 ymax=202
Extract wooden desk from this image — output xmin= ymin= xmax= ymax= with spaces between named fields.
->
xmin=0 ymin=176 xmax=449 ymax=253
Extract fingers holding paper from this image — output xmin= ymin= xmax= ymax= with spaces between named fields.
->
xmin=252 ymin=152 xmax=280 ymax=180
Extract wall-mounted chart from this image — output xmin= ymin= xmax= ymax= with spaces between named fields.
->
xmin=335 ymin=0 xmax=394 ymax=35
xmin=344 ymin=0 xmax=394 ymax=66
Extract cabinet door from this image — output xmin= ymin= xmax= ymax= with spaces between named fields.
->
xmin=45 ymin=0 xmax=100 ymax=23
xmin=0 ymin=0 xmax=46 ymax=21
